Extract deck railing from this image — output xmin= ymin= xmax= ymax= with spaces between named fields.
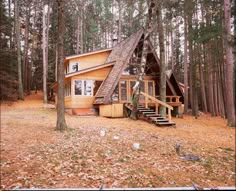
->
xmin=140 ymin=91 xmax=173 ymax=122
xmin=156 ymin=95 xmax=181 ymax=103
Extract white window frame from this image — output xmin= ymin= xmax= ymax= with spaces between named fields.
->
xmin=74 ymin=79 xmax=94 ymax=96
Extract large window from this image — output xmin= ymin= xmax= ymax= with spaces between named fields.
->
xmin=112 ymin=85 xmax=119 ymax=102
xmin=74 ymin=80 xmax=93 ymax=96
xmin=120 ymin=80 xmax=127 ymax=101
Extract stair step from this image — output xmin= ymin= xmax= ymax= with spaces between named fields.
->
xmin=138 ymin=107 xmax=151 ymax=110
xmin=156 ymin=121 xmax=176 ymax=126
xmin=142 ymin=112 xmax=157 ymax=115
xmin=155 ymin=119 xmax=169 ymax=122
xmin=145 ymin=114 xmax=162 ymax=117
xmin=137 ymin=107 xmax=146 ymax=110
xmin=150 ymin=117 xmax=165 ymax=121
xmin=138 ymin=109 xmax=154 ymax=112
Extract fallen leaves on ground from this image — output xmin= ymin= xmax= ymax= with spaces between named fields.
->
xmin=1 ymin=92 xmax=235 ymax=189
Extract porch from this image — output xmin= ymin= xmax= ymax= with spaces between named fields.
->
xmin=111 ymin=76 xmax=182 ymax=108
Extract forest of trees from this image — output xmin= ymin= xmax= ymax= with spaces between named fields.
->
xmin=0 ymin=0 xmax=235 ymax=126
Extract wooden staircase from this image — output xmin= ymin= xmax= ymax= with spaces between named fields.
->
xmin=125 ymin=91 xmax=176 ymax=126
xmin=125 ymin=103 xmax=176 ymax=126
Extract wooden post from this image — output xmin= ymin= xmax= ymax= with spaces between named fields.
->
xmin=145 ymin=97 xmax=148 ymax=108
xmin=177 ymin=97 xmax=179 ymax=103
xmin=168 ymin=108 xmax=171 ymax=121
xmin=155 ymin=103 xmax=159 ymax=114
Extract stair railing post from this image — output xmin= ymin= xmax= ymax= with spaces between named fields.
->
xmin=168 ymin=108 xmax=171 ymax=121
xmin=145 ymin=97 xmax=148 ymax=108
xmin=155 ymin=103 xmax=158 ymax=114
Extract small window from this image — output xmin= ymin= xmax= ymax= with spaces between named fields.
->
xmin=72 ymin=63 xmax=79 ymax=72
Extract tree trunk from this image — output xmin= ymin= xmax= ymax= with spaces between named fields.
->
xmin=157 ymin=1 xmax=166 ymax=117
xmin=23 ymin=5 xmax=30 ymax=95
xmin=8 ymin=0 xmax=12 ymax=49
xmin=188 ymin=17 xmax=194 ymax=113
xmin=192 ymin=7 xmax=199 ymax=118
xmin=15 ymin=0 xmax=24 ymax=100
xmin=55 ymin=43 xmax=58 ymax=81
xmin=170 ymin=30 xmax=174 ymax=71
xmin=223 ymin=0 xmax=235 ymax=127
xmin=80 ymin=4 xmax=84 ymax=54
xmin=183 ymin=8 xmax=188 ymax=114
xmin=207 ymin=42 xmax=216 ymax=116
xmin=56 ymin=0 xmax=67 ymax=131
xmin=117 ymin=0 xmax=121 ymax=43
xmin=76 ymin=15 xmax=80 ymax=54
xmin=199 ymin=51 xmax=207 ymax=113
xmin=130 ymin=0 xmax=156 ymax=120
xmin=42 ymin=4 xmax=48 ymax=104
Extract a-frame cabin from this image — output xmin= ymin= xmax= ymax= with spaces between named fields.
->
xmin=52 ymin=28 xmax=183 ymax=125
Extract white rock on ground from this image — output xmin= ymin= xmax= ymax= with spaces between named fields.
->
xmin=43 ymin=104 xmax=56 ymax=109
xmin=132 ymin=143 xmax=140 ymax=150
xmin=100 ymin=130 xmax=106 ymax=137
xmin=113 ymin=136 xmax=119 ymax=140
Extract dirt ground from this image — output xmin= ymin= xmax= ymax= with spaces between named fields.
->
xmin=1 ymin=92 xmax=235 ymax=190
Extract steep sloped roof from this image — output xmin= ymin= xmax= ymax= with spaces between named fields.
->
xmin=94 ymin=28 xmax=144 ymax=104
xmin=166 ymin=70 xmax=172 ymax=78
xmin=166 ymin=69 xmax=184 ymax=101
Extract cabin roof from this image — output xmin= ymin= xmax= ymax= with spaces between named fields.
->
xmin=166 ymin=70 xmax=172 ymax=78
xmin=65 ymin=48 xmax=112 ymax=62
xmin=94 ymin=28 xmax=144 ymax=104
xmin=166 ymin=69 xmax=184 ymax=99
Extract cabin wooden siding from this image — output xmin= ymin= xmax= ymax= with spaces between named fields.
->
xmin=65 ymin=50 xmax=111 ymax=73
xmin=65 ymin=96 xmax=72 ymax=108
xmin=63 ymin=66 xmax=112 ymax=108
xmin=71 ymin=66 xmax=112 ymax=81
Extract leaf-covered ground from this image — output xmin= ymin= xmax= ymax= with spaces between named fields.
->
xmin=1 ymin=92 xmax=235 ymax=189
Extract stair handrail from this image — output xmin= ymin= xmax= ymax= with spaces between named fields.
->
xmin=140 ymin=91 xmax=173 ymax=121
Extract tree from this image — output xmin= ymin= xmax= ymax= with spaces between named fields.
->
xmin=15 ymin=0 xmax=24 ymax=100
xmin=0 ymin=0 xmax=18 ymax=101
xmin=23 ymin=1 xmax=30 ymax=95
xmin=156 ymin=1 xmax=166 ymax=117
xmin=183 ymin=4 xmax=188 ymax=114
xmin=42 ymin=2 xmax=50 ymax=104
xmin=223 ymin=0 xmax=235 ymax=127
xmin=56 ymin=0 xmax=67 ymax=131
xmin=130 ymin=0 xmax=156 ymax=120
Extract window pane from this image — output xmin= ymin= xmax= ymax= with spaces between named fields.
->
xmin=140 ymin=81 xmax=145 ymax=101
xmin=112 ymin=85 xmax=119 ymax=102
xmin=75 ymin=80 xmax=82 ymax=95
xmin=84 ymin=80 xmax=93 ymax=96
xmin=120 ymin=80 xmax=127 ymax=101
xmin=148 ymin=81 xmax=153 ymax=96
